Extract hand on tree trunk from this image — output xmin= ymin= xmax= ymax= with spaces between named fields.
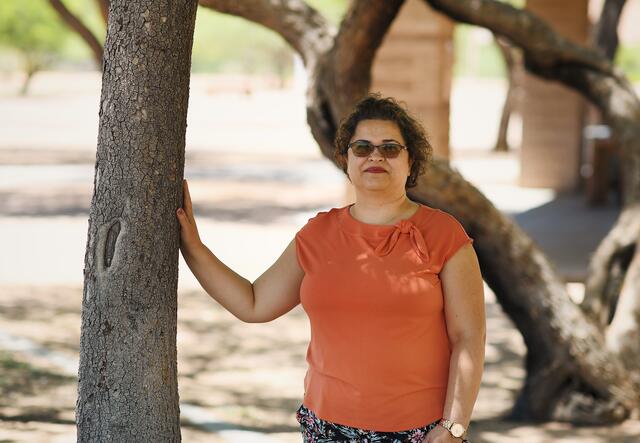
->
xmin=176 ymin=178 xmax=204 ymax=259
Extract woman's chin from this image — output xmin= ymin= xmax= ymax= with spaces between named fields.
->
xmin=355 ymin=181 xmax=396 ymax=192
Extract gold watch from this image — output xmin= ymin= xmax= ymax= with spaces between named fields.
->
xmin=439 ymin=418 xmax=467 ymax=439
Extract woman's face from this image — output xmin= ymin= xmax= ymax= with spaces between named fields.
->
xmin=346 ymin=119 xmax=412 ymax=194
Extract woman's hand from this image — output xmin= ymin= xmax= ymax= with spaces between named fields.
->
xmin=423 ymin=424 xmax=464 ymax=443
xmin=176 ymin=179 xmax=204 ymax=257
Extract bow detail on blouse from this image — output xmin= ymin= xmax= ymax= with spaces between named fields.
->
xmin=373 ymin=219 xmax=430 ymax=261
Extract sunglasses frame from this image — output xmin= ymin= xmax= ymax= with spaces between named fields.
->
xmin=345 ymin=140 xmax=408 ymax=158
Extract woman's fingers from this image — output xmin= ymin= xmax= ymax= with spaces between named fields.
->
xmin=182 ymin=179 xmax=194 ymax=219
xmin=176 ymin=206 xmax=188 ymax=223
xmin=181 ymin=179 xmax=198 ymax=227
xmin=177 ymin=179 xmax=201 ymax=247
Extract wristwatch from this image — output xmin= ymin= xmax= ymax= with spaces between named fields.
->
xmin=439 ymin=418 xmax=467 ymax=439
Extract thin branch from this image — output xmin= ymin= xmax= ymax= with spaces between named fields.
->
xmin=592 ymin=0 xmax=627 ymax=61
xmin=198 ymin=0 xmax=334 ymax=66
xmin=94 ymin=0 xmax=110 ymax=26
xmin=328 ymin=0 xmax=405 ymax=114
xmin=424 ymin=0 xmax=612 ymax=75
xmin=48 ymin=0 xmax=103 ymax=68
xmin=306 ymin=0 xmax=405 ymax=160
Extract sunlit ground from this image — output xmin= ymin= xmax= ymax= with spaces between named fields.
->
xmin=0 ymin=71 xmax=638 ymax=442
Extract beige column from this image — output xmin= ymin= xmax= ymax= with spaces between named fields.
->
xmin=519 ymin=0 xmax=589 ymax=190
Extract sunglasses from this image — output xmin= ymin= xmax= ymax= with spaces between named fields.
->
xmin=346 ymin=140 xmax=407 ymax=158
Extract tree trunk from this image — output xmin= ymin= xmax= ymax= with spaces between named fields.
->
xmin=19 ymin=53 xmax=40 ymax=96
xmin=76 ymin=1 xmax=198 ymax=441
xmin=492 ymin=34 xmax=522 ymax=153
xmin=591 ymin=0 xmax=626 ymax=60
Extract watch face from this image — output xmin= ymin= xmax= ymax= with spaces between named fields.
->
xmin=451 ymin=423 xmax=465 ymax=437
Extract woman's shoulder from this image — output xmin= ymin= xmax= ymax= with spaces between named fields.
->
xmin=416 ymin=204 xmax=464 ymax=230
xmin=295 ymin=205 xmax=344 ymax=236
xmin=415 ymin=204 xmax=473 ymax=268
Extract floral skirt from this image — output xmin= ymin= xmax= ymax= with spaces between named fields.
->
xmin=295 ymin=403 xmax=469 ymax=443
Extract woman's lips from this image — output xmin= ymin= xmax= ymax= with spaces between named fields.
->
xmin=365 ymin=167 xmax=387 ymax=173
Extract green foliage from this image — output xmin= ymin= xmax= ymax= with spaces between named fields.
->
xmin=190 ymin=0 xmax=348 ymax=76
xmin=305 ymin=0 xmax=349 ymax=25
xmin=191 ymin=8 xmax=291 ymax=75
xmin=453 ymin=24 xmax=506 ymax=78
xmin=0 ymin=0 xmax=69 ymax=65
xmin=615 ymin=44 xmax=640 ymax=82
xmin=54 ymin=0 xmax=106 ymax=66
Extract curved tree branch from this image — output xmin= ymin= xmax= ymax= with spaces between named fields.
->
xmin=425 ymin=0 xmax=612 ymax=74
xmin=592 ymin=0 xmax=627 ymax=61
xmin=582 ymin=205 xmax=640 ymax=328
xmin=48 ymin=0 xmax=103 ymax=68
xmin=327 ymin=0 xmax=405 ymax=119
xmin=306 ymin=0 xmax=405 ymax=162
xmin=198 ymin=0 xmax=334 ymax=67
xmin=94 ymin=0 xmax=110 ymax=26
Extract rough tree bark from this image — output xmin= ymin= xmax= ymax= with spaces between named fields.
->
xmin=76 ymin=0 xmax=198 ymax=441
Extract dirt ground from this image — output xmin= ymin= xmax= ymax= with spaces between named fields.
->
xmin=1 ymin=72 xmax=640 ymax=442
xmin=1 ymin=283 xmax=640 ymax=442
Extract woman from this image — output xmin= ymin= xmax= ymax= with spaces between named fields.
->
xmin=176 ymin=94 xmax=485 ymax=443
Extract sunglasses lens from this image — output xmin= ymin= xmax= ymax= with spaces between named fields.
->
xmin=348 ymin=141 xmax=404 ymax=158
xmin=379 ymin=143 xmax=403 ymax=158
xmin=351 ymin=141 xmax=374 ymax=157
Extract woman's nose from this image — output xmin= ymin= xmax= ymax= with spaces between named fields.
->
xmin=368 ymin=146 xmax=385 ymax=160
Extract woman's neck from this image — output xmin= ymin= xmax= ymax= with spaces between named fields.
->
xmin=349 ymin=194 xmax=418 ymax=225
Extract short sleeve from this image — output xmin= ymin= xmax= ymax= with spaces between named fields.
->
xmin=294 ymin=227 xmax=308 ymax=274
xmin=439 ymin=211 xmax=474 ymax=267
xmin=294 ymin=211 xmax=327 ymax=274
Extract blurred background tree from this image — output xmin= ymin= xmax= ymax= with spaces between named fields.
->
xmin=0 ymin=0 xmax=70 ymax=95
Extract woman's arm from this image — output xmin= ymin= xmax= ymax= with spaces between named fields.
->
xmin=438 ymin=243 xmax=486 ymax=436
xmin=176 ymin=179 xmax=304 ymax=323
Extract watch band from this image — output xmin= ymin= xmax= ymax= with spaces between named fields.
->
xmin=439 ymin=418 xmax=468 ymax=439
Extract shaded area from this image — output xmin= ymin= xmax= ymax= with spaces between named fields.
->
xmin=512 ymin=191 xmax=619 ymax=281
xmin=1 ymin=284 xmax=640 ymax=442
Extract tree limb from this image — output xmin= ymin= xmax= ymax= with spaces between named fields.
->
xmin=424 ymin=0 xmax=612 ymax=75
xmin=327 ymin=0 xmax=405 ymax=117
xmin=94 ymin=0 xmax=110 ymax=26
xmin=198 ymin=0 xmax=334 ymax=67
xmin=592 ymin=0 xmax=627 ymax=61
xmin=48 ymin=0 xmax=103 ymax=68
xmin=306 ymin=0 xmax=405 ymax=161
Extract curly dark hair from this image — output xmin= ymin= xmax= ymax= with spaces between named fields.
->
xmin=333 ymin=93 xmax=432 ymax=188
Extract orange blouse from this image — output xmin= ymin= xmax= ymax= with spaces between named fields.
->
xmin=294 ymin=203 xmax=474 ymax=431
